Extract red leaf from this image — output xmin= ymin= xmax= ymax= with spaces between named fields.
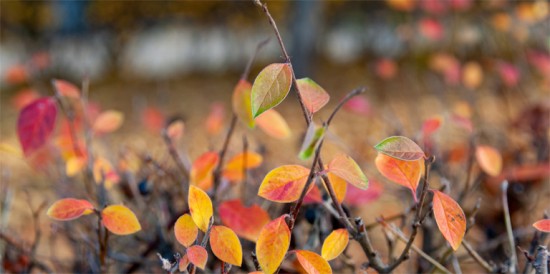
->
xmin=533 ymin=219 xmax=550 ymax=233
xmin=219 ymin=200 xmax=271 ymax=242
xmin=345 ymin=179 xmax=383 ymax=206
xmin=17 ymin=97 xmax=58 ymax=156
xmin=142 ymin=106 xmax=165 ymax=133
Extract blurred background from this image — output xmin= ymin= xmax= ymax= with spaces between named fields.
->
xmin=0 ymin=0 xmax=549 ymax=273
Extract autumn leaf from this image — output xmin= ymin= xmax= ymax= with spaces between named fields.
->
xmin=223 ymin=152 xmax=263 ymax=182
xmin=321 ymin=229 xmax=349 ymax=261
xmin=294 ymin=250 xmax=332 ymax=274
xmin=462 ymin=61 xmax=483 ymax=89
xmin=188 ymin=185 xmax=213 ymax=232
xmin=299 ymin=123 xmax=326 ymax=160
xmin=174 ymin=214 xmax=198 ymax=247
xmin=101 ymin=205 xmax=141 ymax=235
xmin=251 ymin=63 xmax=292 ymax=118
xmin=93 ymin=110 xmax=124 ymax=134
xmin=375 ymin=153 xmax=423 ymax=201
xmin=532 ymin=219 xmax=550 ymax=232
xmin=210 ymin=225 xmax=243 ymax=266
xmin=206 ymin=102 xmax=225 ymax=135
xmin=422 ymin=116 xmax=443 ymax=139
xmin=190 ymin=151 xmax=219 ymax=190
xmin=47 ymin=198 xmax=94 ymax=221
xmin=187 ymin=245 xmax=208 ymax=270
xmin=432 ymin=191 xmax=466 ymax=250
xmin=475 ymin=145 xmax=502 ymax=177
xmin=258 ymin=165 xmax=310 ymax=203
xmin=17 ymin=97 xmax=57 ymax=156
xmin=325 ymin=172 xmax=347 ymax=203
xmin=219 ymin=200 xmax=271 ymax=242
xmin=179 ymin=255 xmax=190 ymax=272
xmin=255 ymin=109 xmax=291 ymax=139
xmin=374 ymin=136 xmax=425 ymax=161
xmin=53 ymin=79 xmax=80 ymax=99
xmin=345 ymin=180 xmax=383 ymax=206
xmin=296 ymin=78 xmax=330 ymax=114
xmin=232 ymin=79 xmax=255 ymax=128
xmin=256 ymin=215 xmax=291 ymax=274
xmin=141 ymin=106 xmax=165 ymax=133
xmin=326 ymin=154 xmax=368 ymax=190
xmin=166 ymin=120 xmax=185 ymax=141
xmin=93 ymin=157 xmax=120 ymax=189
xmin=66 ymin=156 xmax=87 ymax=177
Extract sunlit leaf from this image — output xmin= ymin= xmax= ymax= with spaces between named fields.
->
xmin=53 ymin=79 xmax=80 ymax=99
xmin=533 ymin=219 xmax=550 ymax=232
xmin=223 ymin=152 xmax=263 ymax=182
xmin=219 ymin=200 xmax=271 ymax=242
xmin=432 ymin=191 xmax=466 ymax=250
xmin=321 ymin=229 xmax=349 ymax=261
xmin=326 ymin=154 xmax=368 ymax=190
xmin=294 ymin=250 xmax=332 ymax=274
xmin=188 ymin=185 xmax=213 ymax=232
xmin=375 ymin=153 xmax=422 ymax=201
xmin=93 ymin=110 xmax=124 ymax=134
xmin=256 ymin=215 xmax=291 ymax=274
xmin=475 ymin=145 xmax=502 ymax=177
xmin=47 ymin=198 xmax=94 ymax=221
xmin=374 ymin=136 xmax=425 ymax=161
xmin=326 ymin=172 xmax=347 ymax=203
xmin=462 ymin=62 xmax=483 ymax=89
xmin=190 ymin=151 xmax=219 ymax=190
xmin=206 ymin=102 xmax=225 ymax=135
xmin=296 ymin=78 xmax=330 ymax=114
xmin=210 ymin=225 xmax=243 ymax=266
xmin=166 ymin=120 xmax=185 ymax=141
xmin=187 ymin=245 xmax=208 ymax=270
xmin=101 ymin=205 xmax=141 ymax=235
xmin=66 ymin=156 xmax=87 ymax=177
xmin=258 ymin=165 xmax=310 ymax=203
xmin=251 ymin=63 xmax=292 ymax=118
xmin=232 ymin=79 xmax=255 ymax=128
xmin=299 ymin=123 xmax=326 ymax=160
xmin=255 ymin=109 xmax=291 ymax=139
xmin=174 ymin=214 xmax=198 ymax=247
xmin=17 ymin=97 xmax=57 ymax=156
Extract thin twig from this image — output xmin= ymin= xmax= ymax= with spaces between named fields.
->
xmin=212 ymin=115 xmax=238 ymax=196
xmin=462 ymin=240 xmax=495 ymax=272
xmin=502 ymin=181 xmax=519 ymax=274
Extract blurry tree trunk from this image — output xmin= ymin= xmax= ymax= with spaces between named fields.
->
xmin=290 ymin=1 xmax=323 ymax=78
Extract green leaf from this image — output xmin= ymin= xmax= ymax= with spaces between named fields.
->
xmin=251 ymin=63 xmax=292 ymax=118
xmin=298 ymin=123 xmax=326 ymax=160
xmin=374 ymin=136 xmax=425 ymax=161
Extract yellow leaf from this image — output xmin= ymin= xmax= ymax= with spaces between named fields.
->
xmin=210 ymin=225 xmax=243 ymax=266
xmin=256 ymin=215 xmax=291 ymax=274
xmin=190 ymin=152 xmax=219 ymax=191
xmin=188 ymin=185 xmax=213 ymax=232
xmin=321 ymin=229 xmax=349 ymax=261
xmin=294 ymin=250 xmax=332 ymax=274
xmin=475 ymin=145 xmax=502 ymax=177
xmin=258 ymin=165 xmax=310 ymax=203
xmin=174 ymin=214 xmax=198 ymax=247
xmin=101 ymin=205 xmax=141 ymax=235
xmin=223 ymin=152 xmax=263 ymax=182
xmin=232 ymin=79 xmax=255 ymax=128
xmin=66 ymin=156 xmax=87 ymax=177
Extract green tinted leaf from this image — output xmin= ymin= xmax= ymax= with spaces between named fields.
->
xmin=374 ymin=136 xmax=425 ymax=161
xmin=251 ymin=63 xmax=292 ymax=118
xmin=298 ymin=123 xmax=326 ymax=160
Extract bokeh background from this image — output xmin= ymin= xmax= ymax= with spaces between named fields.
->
xmin=0 ymin=0 xmax=549 ymax=273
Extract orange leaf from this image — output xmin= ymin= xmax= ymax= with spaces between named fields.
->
xmin=53 ymin=79 xmax=80 ymax=99
xmin=174 ymin=214 xmax=198 ymax=247
xmin=166 ymin=120 xmax=185 ymax=141
xmin=422 ymin=116 xmax=443 ymax=139
xmin=179 ymin=255 xmax=190 ymax=272
xmin=190 ymin=152 xmax=219 ymax=191
xmin=462 ymin=61 xmax=483 ymax=89
xmin=47 ymin=198 xmax=94 ymax=221
xmin=219 ymin=200 xmax=271 ymax=242
xmin=256 ymin=215 xmax=291 ymax=274
xmin=232 ymin=79 xmax=255 ymax=128
xmin=432 ymin=191 xmax=466 ymax=250
xmin=533 ymin=219 xmax=550 ymax=232
xmin=294 ymin=250 xmax=332 ymax=274
xmin=206 ymin=102 xmax=225 ymax=135
xmin=66 ymin=156 xmax=87 ymax=177
xmin=321 ymin=229 xmax=349 ymax=261
xmin=93 ymin=110 xmax=124 ymax=134
xmin=258 ymin=165 xmax=310 ymax=203
xmin=475 ymin=145 xmax=502 ymax=177
xmin=93 ymin=157 xmax=120 ymax=189
xmin=188 ymin=185 xmax=213 ymax=232
xmin=255 ymin=109 xmax=291 ymax=139
xmin=101 ymin=205 xmax=141 ymax=235
xmin=223 ymin=152 xmax=263 ymax=182
xmin=187 ymin=245 xmax=208 ymax=270
xmin=327 ymin=154 xmax=368 ymax=190
xmin=326 ymin=172 xmax=347 ymax=203
xmin=296 ymin=78 xmax=330 ymax=114
xmin=251 ymin=63 xmax=292 ymax=117
xmin=210 ymin=225 xmax=243 ymax=266
xmin=375 ymin=153 xmax=422 ymax=201
xmin=374 ymin=136 xmax=425 ymax=161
